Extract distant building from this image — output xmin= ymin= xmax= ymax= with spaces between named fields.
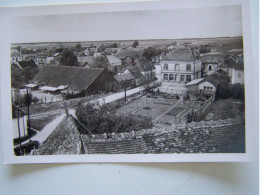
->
xmin=120 ymin=67 xmax=145 ymax=86
xmin=106 ymin=55 xmax=122 ymax=67
xmin=224 ymin=54 xmax=244 ymax=84
xmin=12 ymin=60 xmax=38 ymax=71
xmin=134 ymin=58 xmax=156 ymax=80
xmin=11 ymin=48 xmax=23 ymax=63
xmin=200 ymin=52 xmax=229 ymax=76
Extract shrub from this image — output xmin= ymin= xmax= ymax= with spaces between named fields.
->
xmin=216 ymin=83 xmax=244 ymax=100
xmin=76 ymin=102 xmax=153 ymax=134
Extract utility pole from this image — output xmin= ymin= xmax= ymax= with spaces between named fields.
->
xmin=27 ymin=88 xmax=31 ymax=134
xmin=124 ymin=78 xmax=127 ymax=103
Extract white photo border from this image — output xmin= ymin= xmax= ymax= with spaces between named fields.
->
xmin=0 ymin=0 xmax=257 ymax=164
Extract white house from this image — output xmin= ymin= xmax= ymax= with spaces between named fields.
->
xmin=160 ymin=47 xmax=202 ymax=94
xmin=106 ymin=55 xmax=122 ymax=67
xmin=225 ymin=54 xmax=244 ymax=84
xmin=11 ymin=48 xmax=23 ymax=63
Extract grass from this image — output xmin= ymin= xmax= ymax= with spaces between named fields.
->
xmin=30 ymin=113 xmax=61 ymax=131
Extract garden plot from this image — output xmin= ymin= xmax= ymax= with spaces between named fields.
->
xmin=117 ymin=95 xmax=180 ymax=121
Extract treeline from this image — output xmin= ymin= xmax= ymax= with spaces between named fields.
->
xmin=216 ymin=83 xmax=244 ymax=100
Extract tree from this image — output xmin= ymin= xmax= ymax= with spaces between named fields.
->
xmin=142 ymin=46 xmax=163 ymax=61
xmin=91 ymin=56 xmax=109 ymax=69
xmin=60 ymin=50 xmax=79 ymax=66
xmin=132 ymin=40 xmax=139 ymax=48
xmin=75 ymin=43 xmax=81 ymax=49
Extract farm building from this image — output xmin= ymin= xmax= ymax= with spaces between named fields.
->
xmin=200 ymin=52 xmax=229 ymax=77
xmin=120 ymin=66 xmax=146 ymax=86
xmin=186 ymin=69 xmax=230 ymax=98
xmin=134 ymin=58 xmax=156 ymax=80
xmin=224 ymin=54 xmax=244 ymax=84
xmin=33 ymin=66 xmax=119 ymax=95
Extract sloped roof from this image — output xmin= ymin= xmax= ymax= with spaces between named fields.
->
xmin=127 ymin=67 xmax=144 ymax=79
xmin=11 ymin=48 xmax=22 ymax=57
xmin=201 ymin=53 xmax=228 ymax=63
xmin=114 ymin=73 xmax=135 ymax=83
xmin=186 ymin=70 xmax=229 ymax=87
xmin=17 ymin=60 xmax=38 ymax=69
xmin=33 ymin=66 xmax=104 ymax=92
xmin=134 ymin=58 xmax=155 ymax=72
xmin=106 ymin=55 xmax=121 ymax=66
xmin=37 ymin=116 xmax=82 ymax=155
xmin=225 ymin=55 xmax=244 ymax=70
xmin=162 ymin=48 xmax=195 ymax=61
xmin=115 ymin=49 xmax=144 ymax=59
xmin=186 ymin=78 xmax=204 ymax=86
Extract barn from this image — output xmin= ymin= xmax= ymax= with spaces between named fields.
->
xmin=33 ymin=66 xmax=119 ymax=95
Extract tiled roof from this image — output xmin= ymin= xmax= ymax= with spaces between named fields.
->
xmin=161 ymin=48 xmax=195 ymax=61
xmin=127 ymin=67 xmax=144 ymax=79
xmin=115 ymin=49 xmax=144 ymax=59
xmin=33 ymin=66 xmax=104 ymax=92
xmin=225 ymin=55 xmax=244 ymax=70
xmin=106 ymin=55 xmax=121 ymax=66
xmin=17 ymin=60 xmax=38 ymax=69
xmin=134 ymin=58 xmax=155 ymax=72
xmin=114 ymin=73 xmax=135 ymax=83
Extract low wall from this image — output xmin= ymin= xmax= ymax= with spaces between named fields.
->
xmin=82 ymin=115 xmax=245 ymax=142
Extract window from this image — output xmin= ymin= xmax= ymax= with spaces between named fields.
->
xmin=210 ymin=87 xmax=213 ymax=90
xmin=186 ymin=64 xmax=191 ymax=71
xmin=208 ymin=65 xmax=212 ymax=71
xmin=169 ymin=74 xmax=174 ymax=80
xmin=175 ymin=74 xmax=178 ymax=81
xmin=163 ymin=74 xmax=168 ymax=80
xmin=164 ymin=64 xmax=168 ymax=70
xmin=186 ymin=75 xmax=191 ymax=82
xmin=175 ymin=64 xmax=180 ymax=71
xmin=204 ymin=86 xmax=207 ymax=89
xmin=180 ymin=75 xmax=185 ymax=82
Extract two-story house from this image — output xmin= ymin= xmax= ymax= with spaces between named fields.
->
xmin=160 ymin=47 xmax=202 ymax=94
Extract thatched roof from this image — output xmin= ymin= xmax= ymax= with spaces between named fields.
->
xmin=162 ymin=48 xmax=195 ymax=61
xmin=33 ymin=66 xmax=104 ymax=92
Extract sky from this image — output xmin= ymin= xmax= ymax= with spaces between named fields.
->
xmin=10 ymin=4 xmax=242 ymax=43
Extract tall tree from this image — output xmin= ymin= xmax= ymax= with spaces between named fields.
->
xmin=60 ymin=50 xmax=79 ymax=66
xmin=132 ymin=40 xmax=139 ymax=48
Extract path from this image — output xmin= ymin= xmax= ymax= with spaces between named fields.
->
xmin=89 ymin=86 xmax=144 ymax=105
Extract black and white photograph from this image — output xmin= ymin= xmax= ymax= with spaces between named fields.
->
xmin=0 ymin=0 xmax=256 ymax=163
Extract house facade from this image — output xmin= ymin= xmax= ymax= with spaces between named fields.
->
xmin=160 ymin=48 xmax=202 ymax=93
